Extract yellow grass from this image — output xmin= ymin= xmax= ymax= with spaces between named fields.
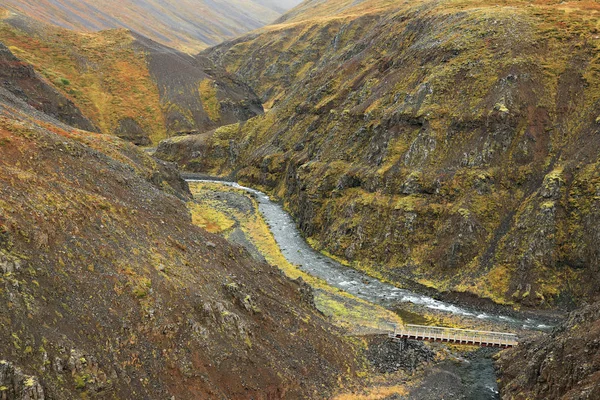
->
xmin=188 ymin=201 xmax=235 ymax=233
xmin=332 ymin=384 xmax=409 ymax=400
xmin=187 ymin=182 xmax=402 ymax=333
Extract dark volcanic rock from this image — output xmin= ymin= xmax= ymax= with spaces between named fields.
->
xmin=497 ymin=301 xmax=600 ymax=399
xmin=151 ymin=159 xmax=192 ymax=200
xmin=113 ymin=117 xmax=151 ymax=146
xmin=366 ymin=336 xmax=435 ymax=374
xmin=0 ymin=360 xmax=45 ymax=400
xmin=0 ymin=43 xmax=96 ymax=132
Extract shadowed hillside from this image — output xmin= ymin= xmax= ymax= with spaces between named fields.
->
xmin=157 ymin=0 xmax=600 ymax=310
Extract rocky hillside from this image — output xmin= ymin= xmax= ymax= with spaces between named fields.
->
xmin=0 ymin=45 xmax=357 ymax=399
xmin=0 ymin=10 xmax=263 ymax=145
xmin=0 ymin=42 xmax=94 ymax=132
xmin=157 ymin=0 xmax=600 ymax=309
xmin=497 ymin=301 xmax=600 ymax=399
xmin=1 ymin=0 xmax=303 ymax=53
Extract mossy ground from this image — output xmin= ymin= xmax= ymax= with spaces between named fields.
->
xmin=162 ymin=0 xmax=600 ymax=310
xmin=187 ymin=182 xmax=402 ymax=334
xmin=199 ymin=79 xmax=221 ymax=123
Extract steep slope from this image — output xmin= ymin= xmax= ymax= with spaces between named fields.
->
xmin=0 ymin=11 xmax=263 ymax=145
xmin=0 ymin=0 xmax=303 ymax=53
xmin=497 ymin=301 xmax=600 ymax=399
xmin=158 ymin=0 xmax=600 ymax=309
xmin=255 ymin=0 xmax=303 ymax=15
xmin=0 ymin=46 xmax=356 ymax=399
xmin=0 ymin=42 xmax=94 ymax=132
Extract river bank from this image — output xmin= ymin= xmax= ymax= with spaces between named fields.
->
xmin=186 ymin=177 xmax=560 ymax=333
xmin=186 ymin=179 xmax=520 ymax=399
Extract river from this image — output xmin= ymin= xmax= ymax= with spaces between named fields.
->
xmin=186 ymin=179 xmax=552 ymax=332
xmin=186 ymin=178 xmax=558 ymax=399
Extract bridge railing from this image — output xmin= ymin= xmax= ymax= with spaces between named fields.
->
xmin=390 ymin=324 xmax=518 ymax=347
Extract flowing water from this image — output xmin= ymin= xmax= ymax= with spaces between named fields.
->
xmin=186 ymin=179 xmax=552 ymax=332
xmin=187 ymin=179 xmax=557 ymax=399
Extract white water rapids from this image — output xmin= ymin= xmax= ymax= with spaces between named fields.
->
xmin=187 ymin=179 xmax=553 ymax=332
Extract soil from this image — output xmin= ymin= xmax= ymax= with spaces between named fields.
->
xmin=0 ymin=63 xmax=358 ymax=399
xmin=186 ymin=179 xmax=532 ymax=399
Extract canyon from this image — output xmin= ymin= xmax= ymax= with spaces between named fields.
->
xmin=1 ymin=0 xmax=599 ymax=398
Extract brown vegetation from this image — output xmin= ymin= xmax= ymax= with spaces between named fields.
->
xmin=159 ymin=0 xmax=600 ymax=310
xmin=0 ymin=44 xmax=357 ymax=399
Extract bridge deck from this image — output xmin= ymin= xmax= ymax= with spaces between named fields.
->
xmin=389 ymin=324 xmax=518 ymax=348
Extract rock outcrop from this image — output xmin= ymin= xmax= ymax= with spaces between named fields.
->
xmin=366 ymin=336 xmax=435 ymax=374
xmin=497 ymin=301 xmax=600 ymax=399
xmin=159 ymin=0 xmax=600 ymax=309
xmin=0 ymin=361 xmax=45 ymax=400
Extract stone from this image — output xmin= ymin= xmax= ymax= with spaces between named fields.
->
xmin=0 ymin=360 xmax=45 ymax=400
xmin=0 ymin=251 xmax=22 ymax=274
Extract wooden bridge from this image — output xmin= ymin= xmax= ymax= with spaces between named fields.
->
xmin=389 ymin=324 xmax=518 ymax=348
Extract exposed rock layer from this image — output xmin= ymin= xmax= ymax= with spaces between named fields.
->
xmin=497 ymin=301 xmax=600 ymax=399
xmin=160 ymin=0 xmax=600 ymax=309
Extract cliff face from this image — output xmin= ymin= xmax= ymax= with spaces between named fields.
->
xmin=497 ymin=301 xmax=600 ymax=399
xmin=0 ymin=11 xmax=264 ymax=145
xmin=158 ymin=0 xmax=600 ymax=309
xmin=0 ymin=46 xmax=356 ymax=399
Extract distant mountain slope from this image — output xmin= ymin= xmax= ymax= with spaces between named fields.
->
xmin=254 ymin=0 xmax=304 ymax=14
xmin=274 ymin=0 xmax=379 ymax=23
xmin=0 ymin=11 xmax=263 ymax=145
xmin=0 ymin=0 xmax=303 ymax=53
xmin=160 ymin=0 xmax=600 ymax=309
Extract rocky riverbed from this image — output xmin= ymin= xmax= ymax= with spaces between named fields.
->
xmin=186 ymin=179 xmax=559 ymax=333
xmin=184 ymin=178 xmax=563 ymax=399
